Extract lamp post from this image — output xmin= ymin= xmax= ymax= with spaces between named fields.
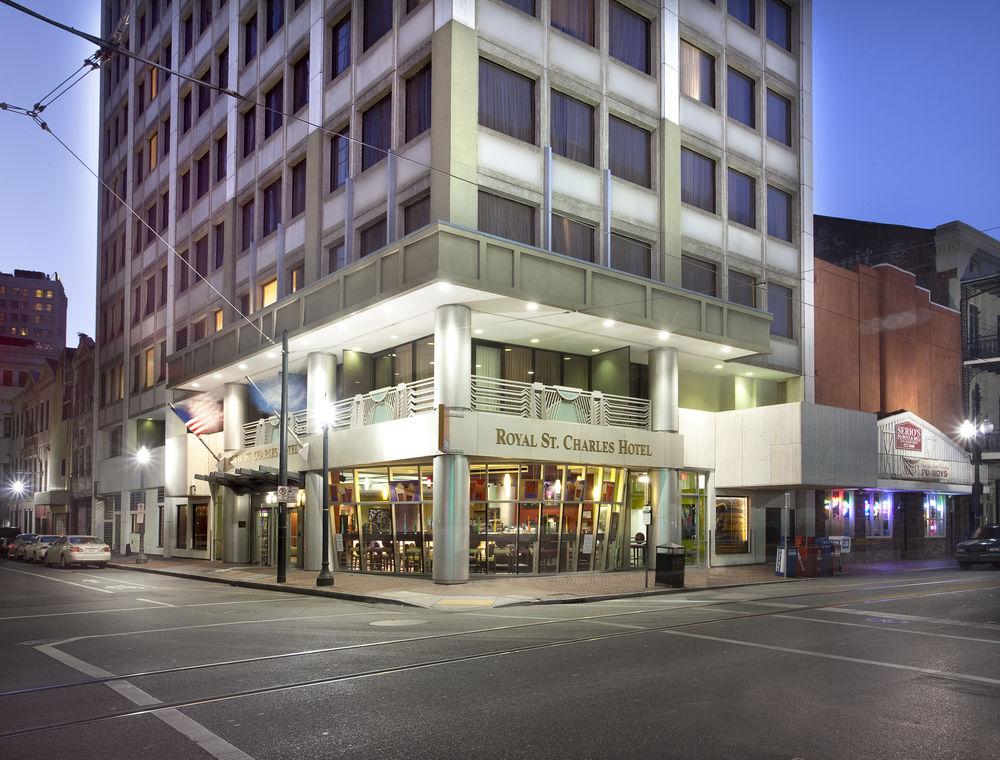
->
xmin=960 ymin=416 xmax=994 ymax=532
xmin=316 ymin=398 xmax=334 ymax=587
xmin=135 ymin=446 xmax=150 ymax=564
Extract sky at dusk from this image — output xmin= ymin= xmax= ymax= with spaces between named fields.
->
xmin=0 ymin=0 xmax=997 ymax=341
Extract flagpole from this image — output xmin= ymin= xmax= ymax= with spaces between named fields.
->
xmin=167 ymin=403 xmax=221 ymax=462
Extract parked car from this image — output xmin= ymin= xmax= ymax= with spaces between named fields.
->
xmin=26 ymin=535 xmax=60 ymax=563
xmin=44 ymin=535 xmax=111 ymax=569
xmin=11 ymin=534 xmax=37 ymax=560
xmin=956 ymin=524 xmax=1000 ymax=569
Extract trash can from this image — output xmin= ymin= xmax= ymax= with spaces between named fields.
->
xmin=816 ymin=538 xmax=834 ymax=576
xmin=654 ymin=543 xmax=685 ymax=588
xmin=775 ymin=536 xmax=798 ymax=577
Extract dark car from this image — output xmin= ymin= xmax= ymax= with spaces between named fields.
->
xmin=956 ymin=524 xmax=1000 ymax=569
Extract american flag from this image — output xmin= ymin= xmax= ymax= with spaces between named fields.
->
xmin=173 ymin=394 xmax=224 ymax=436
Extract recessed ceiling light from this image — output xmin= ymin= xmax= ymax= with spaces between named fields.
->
xmin=530 ymin=338 xmax=540 ymax=344
xmin=527 ymin=370 xmax=535 ymax=375
xmin=714 ymin=364 xmax=724 ymax=369
xmin=238 ymin=363 xmax=248 ymax=370
xmin=504 ymin=347 xmax=512 ymax=352
xmin=475 ymin=364 xmax=481 ymax=368
xmin=563 ymin=356 xmax=571 ymax=361
xmin=591 ymin=348 xmax=600 ymax=353
xmin=526 ymin=302 xmax=539 ymax=311
xmin=384 ymin=305 xmax=395 ymax=314
xmin=191 ymin=382 xmax=200 ymax=388
xmin=437 ymin=281 xmax=452 ymax=292
xmin=427 ymin=341 xmax=434 ymax=346
xmin=351 ymin=346 xmax=362 ymax=352
xmin=299 ymin=337 xmax=310 ymax=346
xmin=720 ymin=346 xmax=732 ymax=354
xmin=745 ymin=371 xmax=754 ymax=377
xmin=266 ymin=351 xmax=277 ymax=358
xmin=429 ymin=361 xmax=435 ymax=365
xmin=602 ymin=319 xmax=615 ymax=328
xmin=390 ymin=334 xmax=399 ymax=340
xmin=212 ymin=373 xmax=222 ymax=379
xmin=474 ymin=329 xmax=484 ymax=335
xmin=337 ymin=324 xmax=347 ymax=333
xmin=658 ymin=331 xmax=670 ymax=341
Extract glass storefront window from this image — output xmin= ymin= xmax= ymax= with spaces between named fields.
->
xmin=715 ymin=496 xmax=749 ymax=554
xmin=924 ymin=493 xmax=947 ymax=538
xmin=862 ymin=491 xmax=893 ymax=537
xmin=357 ymin=468 xmax=389 ymax=501
xmin=389 ymin=466 xmax=420 ymax=502
xmin=824 ymin=489 xmax=854 ymax=538
xmin=680 ymin=470 xmax=708 ymax=566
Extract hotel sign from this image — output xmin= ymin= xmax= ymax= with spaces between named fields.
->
xmin=894 ymin=421 xmax=922 ymax=451
xmin=224 ymin=442 xmax=301 ymax=470
xmin=494 ymin=428 xmax=654 ymax=458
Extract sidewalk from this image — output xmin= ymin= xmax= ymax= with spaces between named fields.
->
xmin=107 ymin=556 xmax=957 ymax=610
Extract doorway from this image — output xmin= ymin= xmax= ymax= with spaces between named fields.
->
xmin=764 ymin=506 xmax=796 ymax=562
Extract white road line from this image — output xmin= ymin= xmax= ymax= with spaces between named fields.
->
xmin=36 ymin=642 xmax=254 ymax=760
xmin=0 ymin=596 xmax=302 ymax=622
xmin=135 ymin=598 xmax=174 ymax=607
xmin=822 ymin=607 xmax=1000 ymax=631
xmin=777 ymin=614 xmax=1000 ymax=645
xmin=659 ymin=629 xmax=1000 ymax=687
xmin=741 ymin=601 xmax=808 ymax=609
xmin=0 ymin=566 xmax=115 ymax=594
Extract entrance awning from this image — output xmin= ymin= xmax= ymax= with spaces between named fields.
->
xmin=195 ymin=467 xmax=304 ymax=496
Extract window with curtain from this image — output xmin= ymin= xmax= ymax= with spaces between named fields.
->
xmin=728 ymin=0 xmax=755 ymax=28
xmin=479 ymin=59 xmax=534 ymax=144
xmin=241 ymin=199 xmax=255 ymax=251
xmin=563 ymin=355 xmax=589 ymax=389
xmin=609 ymin=116 xmax=651 ymax=188
xmin=196 ymin=153 xmax=209 ymax=197
xmin=394 ymin=342 xmax=414 ymax=383
xmin=363 ymin=0 xmax=392 ymax=51
xmin=243 ymin=13 xmax=257 ymax=65
xmin=728 ymin=169 xmax=756 ymax=228
xmin=681 ymin=148 xmax=715 ymax=213
xmin=501 ymin=0 xmax=535 ymax=14
xmin=768 ymin=283 xmax=793 ymax=337
xmin=503 ymin=345 xmax=533 ymax=383
xmin=766 ymin=90 xmax=792 ymax=145
xmin=728 ymin=270 xmax=756 ymax=307
xmin=767 ymin=185 xmax=792 ymax=241
xmin=362 ymin=94 xmax=391 ymax=170
xmin=291 ymin=159 xmax=306 ymax=217
xmin=215 ymin=134 xmax=226 ymax=181
xmin=292 ymin=54 xmax=309 ymax=112
xmin=213 ymin=223 xmax=224 ymax=269
xmin=680 ymin=41 xmax=715 ymax=107
xmin=552 ymin=213 xmax=595 ymax=263
xmin=609 ymin=1 xmax=650 ymax=74
xmin=415 ymin=337 xmax=434 ymax=380
xmin=331 ymin=15 xmax=351 ymax=78
xmin=328 ymin=241 xmax=346 ymax=273
xmin=405 ymin=65 xmax=431 ymax=142
xmin=264 ymin=80 xmax=283 ymax=137
xmin=478 ymin=191 xmax=535 ymax=246
xmin=550 ymin=90 xmax=594 ymax=166
xmin=242 ymin=107 xmax=256 ymax=157
xmin=403 ymin=195 xmax=430 ymax=233
xmin=727 ymin=68 xmax=755 ymax=128
xmin=330 ymin=127 xmax=349 ymax=190
xmin=359 ymin=217 xmax=387 ymax=257
xmin=535 ymin=350 xmax=562 ymax=386
xmin=682 ymin=255 xmax=717 ymax=297
xmin=474 ymin=344 xmax=502 ymax=378
xmin=610 ymin=234 xmax=651 ymax=278
xmin=263 ymin=178 xmax=282 ymax=235
xmin=767 ymin=0 xmax=791 ymax=50
xmin=551 ymin=0 xmax=594 ymax=45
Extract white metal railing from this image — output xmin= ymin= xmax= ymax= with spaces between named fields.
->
xmin=241 ymin=410 xmax=309 ymax=448
xmin=471 ymin=375 xmax=650 ymax=430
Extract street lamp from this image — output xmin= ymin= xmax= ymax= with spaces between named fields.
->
xmin=960 ymin=416 xmax=994 ymax=531
xmin=10 ymin=478 xmax=26 ymax=498
xmin=316 ymin=398 xmax=335 ymax=587
xmin=135 ymin=446 xmax=151 ymax=564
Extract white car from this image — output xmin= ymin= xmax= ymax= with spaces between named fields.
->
xmin=44 ymin=535 xmax=111 ymax=569
xmin=26 ymin=535 xmax=60 ymax=563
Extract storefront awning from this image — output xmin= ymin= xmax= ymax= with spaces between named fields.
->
xmin=195 ymin=467 xmax=304 ymax=496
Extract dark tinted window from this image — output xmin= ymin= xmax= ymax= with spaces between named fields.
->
xmin=362 ymin=95 xmax=391 ymax=170
xmin=728 ymin=169 xmax=756 ymax=228
xmin=479 ymin=59 xmax=534 ymax=143
xmin=405 ymin=65 xmax=432 ymax=142
xmin=766 ymin=90 xmax=792 ymax=145
xmin=767 ymin=185 xmax=792 ymax=241
xmin=291 ymin=160 xmax=306 ymax=217
xmin=729 ymin=270 xmax=756 ymax=307
xmin=608 ymin=116 xmax=650 ymax=187
xmin=502 ymin=0 xmax=535 ymax=13
xmin=768 ymin=283 xmax=792 ymax=337
xmin=682 ymin=255 xmax=717 ymax=297
xmin=681 ymin=148 xmax=715 ymax=212
xmin=551 ymin=90 xmax=594 ymax=166
xmin=359 ymin=217 xmax=387 ymax=257
xmin=610 ymin=234 xmax=651 ymax=278
xmin=331 ymin=15 xmax=351 ymax=77
xmin=292 ymin=54 xmax=309 ymax=112
xmin=727 ymin=68 xmax=755 ymax=128
xmin=363 ymin=0 xmax=392 ymax=50
xmin=551 ymin=0 xmax=594 ymax=45
xmin=609 ymin=2 xmax=649 ymax=73
xmin=680 ymin=41 xmax=714 ymax=107
xmin=552 ymin=214 xmax=595 ymax=263
xmin=766 ymin=0 xmax=791 ymax=50
xmin=479 ymin=191 xmax=535 ymax=246
xmin=729 ymin=0 xmax=755 ymax=28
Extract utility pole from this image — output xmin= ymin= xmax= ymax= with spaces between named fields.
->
xmin=276 ymin=330 xmax=288 ymax=584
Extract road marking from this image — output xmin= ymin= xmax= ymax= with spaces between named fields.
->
xmin=824 ymin=607 xmax=1000 ymax=631
xmin=659 ymin=629 xmax=1000 ymax=687
xmin=435 ymin=598 xmax=494 ymax=607
xmin=0 ymin=566 xmax=115 ymax=594
xmin=778 ymin=614 xmax=1000 ymax=645
xmin=36 ymin=642 xmax=254 ymax=760
xmin=741 ymin=601 xmax=808 ymax=609
xmin=0 ymin=596 xmax=302 ymax=622
xmin=135 ymin=598 xmax=174 ymax=607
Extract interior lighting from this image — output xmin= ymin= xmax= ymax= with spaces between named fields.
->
xmin=191 ymin=382 xmax=200 ymax=388
xmin=602 ymin=319 xmax=615 ymax=328
xmin=745 ymin=371 xmax=754 ymax=377
xmin=530 ymin=338 xmax=540 ymax=344
xmin=591 ymin=348 xmax=600 ymax=353
xmin=437 ymin=282 xmax=452 ymax=292
xmin=720 ymin=346 xmax=732 ymax=354
xmin=658 ymin=331 xmax=670 ymax=341
xmin=390 ymin=334 xmax=399 ymax=340
xmin=266 ymin=351 xmax=277 ymax=358
xmin=526 ymin=302 xmax=539 ymax=311
xmin=238 ymin=363 xmax=248 ymax=370
xmin=714 ymin=364 xmax=724 ymax=370
xmin=213 ymin=373 xmax=222 ymax=379
xmin=136 ymin=446 xmax=151 ymax=465
xmin=474 ymin=329 xmax=484 ymax=335
xmin=351 ymin=346 xmax=362 ymax=352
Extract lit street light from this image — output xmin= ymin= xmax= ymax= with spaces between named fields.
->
xmin=959 ymin=413 xmax=994 ymax=531
xmin=135 ymin=446 xmax=151 ymax=564
xmin=316 ymin=398 xmax=335 ymax=587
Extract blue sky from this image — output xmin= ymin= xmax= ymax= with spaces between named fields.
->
xmin=0 ymin=0 xmax=997 ymax=340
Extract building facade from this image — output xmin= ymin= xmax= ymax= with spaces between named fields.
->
xmin=96 ymin=0 xmax=834 ymax=580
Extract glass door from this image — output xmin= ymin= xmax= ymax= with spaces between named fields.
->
xmin=577 ymin=506 xmax=596 ymax=571
xmin=680 ymin=471 xmax=708 ymax=567
xmin=538 ymin=503 xmax=561 ymax=573
xmin=713 ymin=495 xmax=752 ymax=564
xmin=560 ymin=504 xmax=580 ymax=572
xmin=593 ymin=504 xmax=612 ymax=571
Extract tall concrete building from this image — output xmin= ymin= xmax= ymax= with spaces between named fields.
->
xmin=96 ymin=0 xmax=841 ymax=580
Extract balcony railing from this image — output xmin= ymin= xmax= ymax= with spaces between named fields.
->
xmin=470 ymin=375 xmax=651 ymax=430
xmin=965 ymin=334 xmax=1000 ymax=361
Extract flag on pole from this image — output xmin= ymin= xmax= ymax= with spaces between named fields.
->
xmin=173 ymin=393 xmax=224 ymax=435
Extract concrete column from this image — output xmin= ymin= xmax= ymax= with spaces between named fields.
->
xmin=304 ymin=353 xmax=337 ymax=572
xmin=649 ymin=347 xmax=679 ymax=433
xmin=222 ymin=383 xmax=251 ymax=563
xmin=648 ymin=347 xmax=680 ymax=567
xmin=434 ymin=304 xmax=472 ymax=410
xmin=432 ymin=453 xmax=470 ymax=584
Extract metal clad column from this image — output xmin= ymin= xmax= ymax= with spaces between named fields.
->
xmin=433 ymin=304 xmax=471 ymax=584
xmin=222 ymin=383 xmax=251 ymax=563
xmin=648 ymin=347 xmax=680 ymax=565
xmin=305 ymin=352 xmax=337 ymax=572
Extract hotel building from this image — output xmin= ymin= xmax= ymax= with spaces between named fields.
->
xmin=94 ymin=0 xmax=864 ymax=581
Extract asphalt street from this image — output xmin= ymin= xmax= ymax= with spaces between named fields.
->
xmin=0 ymin=562 xmax=998 ymax=759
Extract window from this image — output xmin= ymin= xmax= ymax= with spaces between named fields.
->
xmin=196 ymin=152 xmax=210 ymax=198
xmin=160 ymin=191 xmax=169 ymax=231
xmin=727 ymin=68 xmax=755 ymax=128
xmin=195 ymin=236 xmax=208 ymax=276
xmin=288 ymin=264 xmax=304 ymax=294
xmin=551 ymin=91 xmax=594 ymax=166
xmin=144 ymin=347 xmax=155 ymax=388
xmin=264 ymin=80 xmax=283 ymax=137
xmin=363 ymin=0 xmax=392 ymax=50
xmin=263 ymin=179 xmax=282 ymax=235
xmin=766 ymin=90 xmax=792 ymax=145
xmin=265 ymin=0 xmax=284 ymax=40
xmin=767 ymin=186 xmax=792 ymax=241
xmin=217 ymin=47 xmax=229 ymax=90
xmin=132 ymin=285 xmax=141 ymax=324
xmin=161 ymin=117 xmax=170 ymax=155
xmin=242 ymin=107 xmax=256 ymax=157
xmin=729 ymin=0 xmax=755 ymax=29
xmin=610 ymin=233 xmax=651 ymax=278
xmin=680 ymin=41 xmax=715 ymax=107
xmin=728 ymin=169 xmax=756 ymax=228
xmin=177 ymin=251 xmax=189 ymax=292
xmin=180 ymin=170 xmax=191 ymax=212
xmin=199 ymin=0 xmax=212 ymax=34
xmin=552 ymin=214 xmax=595 ymax=263
xmin=361 ymin=94 xmax=391 ymax=170
xmin=478 ymin=191 xmax=535 ymax=246
xmin=292 ymin=54 xmax=309 ymax=113
xmin=403 ymin=195 xmax=430 ymax=234
xmin=198 ymin=70 xmax=211 ymax=115
xmin=291 ymin=159 xmax=306 ymax=217
xmin=863 ymin=492 xmax=893 ymax=537
xmin=359 ymin=218 xmax=387 ymax=257
xmin=331 ymin=128 xmax=349 ymax=190
xmin=609 ymin=2 xmax=649 ymax=74
xmin=213 ymin=308 xmax=223 ymax=331
xmin=328 ymin=242 xmax=346 ymax=273
xmin=239 ymin=292 xmax=250 ymax=315
xmin=241 ymin=199 xmax=255 ymax=251
xmin=768 ymin=283 xmax=792 ymax=337
xmin=260 ymin=278 xmax=278 ymax=307
xmin=551 ymin=0 xmax=593 ymax=45
xmin=181 ymin=91 xmax=192 ymax=133
xmin=608 ymin=116 xmax=650 ymax=187
xmin=501 ymin=0 xmax=535 ymax=13
xmin=150 ymin=67 xmax=158 ymax=99
xmin=479 ymin=59 xmax=534 ymax=144
xmin=767 ymin=0 xmax=792 ymax=51
xmin=923 ymin=494 xmax=947 ymax=538
xmin=145 ymin=205 xmax=157 ymax=244
xmin=148 ymin=133 xmax=158 ymax=170
xmin=160 ymin=265 xmax=168 ymax=306
xmin=145 ymin=277 xmax=156 ymax=314
xmin=213 ymin=223 xmax=225 ymax=269
xmin=132 ymin=352 xmax=141 ymax=393
xmin=244 ymin=14 xmax=258 ymax=64
xmin=681 ymin=148 xmax=715 ymax=213
xmin=682 ymin=255 xmax=717 ymax=297
xmin=163 ymin=44 xmax=172 ymax=79
xmin=215 ymin=134 xmax=227 ymax=181
xmin=405 ymin=65 xmax=431 ymax=142
xmin=193 ymin=319 xmax=207 ymax=342
xmin=331 ymin=15 xmax=351 ymax=78
xmin=183 ymin=13 xmax=194 ymax=53
xmin=728 ymin=270 xmax=756 ymax=307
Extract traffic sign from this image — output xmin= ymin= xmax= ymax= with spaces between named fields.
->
xmin=276 ymin=485 xmax=299 ymax=503
xmin=137 ymin=502 xmax=145 ymax=512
